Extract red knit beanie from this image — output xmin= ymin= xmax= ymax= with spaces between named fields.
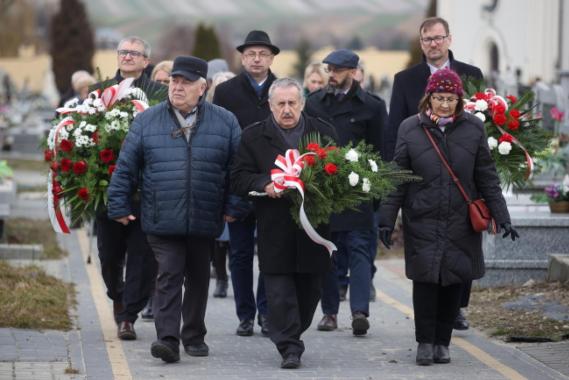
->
xmin=425 ymin=68 xmax=463 ymax=97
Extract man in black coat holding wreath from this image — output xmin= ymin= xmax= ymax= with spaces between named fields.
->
xmin=231 ymin=78 xmax=336 ymax=369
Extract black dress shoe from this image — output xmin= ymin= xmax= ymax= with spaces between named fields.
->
xmin=258 ymin=314 xmax=269 ymax=336
xmin=416 ymin=343 xmax=434 ymax=366
xmin=351 ymin=312 xmax=370 ymax=336
xmin=236 ymin=319 xmax=254 ymax=336
xmin=280 ymin=353 xmax=301 ymax=369
xmin=151 ymin=340 xmax=180 ymax=363
xmin=433 ymin=344 xmax=450 ymax=363
xmin=213 ymin=279 xmax=228 ymax=298
xmin=140 ymin=297 xmax=154 ymax=321
xmin=117 ymin=321 xmax=136 ymax=340
xmin=454 ymin=309 xmax=470 ymax=330
xmin=184 ymin=342 xmax=209 ymax=357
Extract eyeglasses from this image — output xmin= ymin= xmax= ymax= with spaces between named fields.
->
xmin=431 ymin=95 xmax=459 ymax=104
xmin=243 ymin=51 xmax=273 ymax=59
xmin=420 ymin=35 xmax=448 ymax=44
xmin=324 ymin=66 xmax=349 ymax=74
xmin=117 ymin=49 xmax=146 ymax=58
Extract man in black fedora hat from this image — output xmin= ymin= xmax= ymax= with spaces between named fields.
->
xmin=108 ymin=55 xmax=241 ymax=363
xmin=213 ymin=30 xmax=280 ymax=337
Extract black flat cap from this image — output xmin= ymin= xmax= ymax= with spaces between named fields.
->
xmin=171 ymin=56 xmax=208 ymax=81
xmin=236 ymin=30 xmax=280 ymax=55
xmin=323 ymin=49 xmax=359 ymax=69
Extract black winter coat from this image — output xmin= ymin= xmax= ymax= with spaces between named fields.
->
xmin=230 ymin=114 xmax=336 ymax=274
xmin=385 ymin=51 xmax=483 ymax=161
xmin=379 ymin=112 xmax=510 ymax=285
xmin=305 ymin=82 xmax=387 ymax=231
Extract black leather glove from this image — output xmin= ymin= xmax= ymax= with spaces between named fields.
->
xmin=379 ymin=227 xmax=393 ymax=249
xmin=501 ymin=222 xmax=519 ymax=241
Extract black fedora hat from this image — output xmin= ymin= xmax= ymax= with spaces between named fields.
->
xmin=236 ymin=30 xmax=280 ymax=55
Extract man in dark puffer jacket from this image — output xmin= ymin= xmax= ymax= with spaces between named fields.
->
xmin=108 ymin=56 xmax=241 ymax=364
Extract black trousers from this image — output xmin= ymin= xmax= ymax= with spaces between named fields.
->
xmin=412 ymin=281 xmax=462 ymax=346
xmin=460 ymin=280 xmax=472 ymax=307
xmin=264 ymin=273 xmax=322 ymax=358
xmin=147 ymin=234 xmax=213 ymax=347
xmin=96 ymin=214 xmax=155 ymax=323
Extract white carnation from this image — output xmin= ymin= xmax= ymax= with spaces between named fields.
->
xmin=487 ymin=137 xmax=498 ymax=150
xmin=475 ymin=112 xmax=486 ymax=122
xmin=345 ymin=149 xmax=359 ymax=162
xmin=362 ymin=178 xmax=371 ymax=193
xmin=368 ymin=159 xmax=378 ymax=173
xmin=93 ymin=98 xmax=103 ymax=108
xmin=474 ymin=99 xmax=488 ymax=112
xmin=348 ymin=171 xmax=359 ymax=186
xmin=84 ymin=123 xmax=97 ymax=132
xmin=498 ymin=141 xmax=512 ymax=155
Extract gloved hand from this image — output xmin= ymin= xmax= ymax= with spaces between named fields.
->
xmin=379 ymin=227 xmax=393 ymax=249
xmin=501 ymin=222 xmax=519 ymax=241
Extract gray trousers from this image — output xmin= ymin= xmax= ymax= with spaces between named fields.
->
xmin=147 ymin=234 xmax=213 ymax=347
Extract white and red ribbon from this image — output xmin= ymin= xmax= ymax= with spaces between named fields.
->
xmin=270 ymin=149 xmax=337 ymax=255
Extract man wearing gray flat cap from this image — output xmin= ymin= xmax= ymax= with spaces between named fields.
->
xmin=108 ymin=55 xmax=241 ymax=363
xmin=305 ymin=48 xmax=388 ymax=338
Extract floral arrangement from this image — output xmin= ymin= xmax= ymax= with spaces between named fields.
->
xmin=45 ymin=78 xmax=165 ymax=233
xmin=463 ymin=82 xmax=551 ymax=189
xmin=272 ymin=133 xmax=419 ymax=229
xmin=544 ymin=180 xmax=569 ymax=202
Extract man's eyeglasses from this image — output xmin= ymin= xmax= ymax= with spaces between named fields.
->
xmin=243 ymin=51 xmax=273 ymax=59
xmin=431 ymin=95 xmax=459 ymax=104
xmin=420 ymin=35 xmax=448 ymax=44
xmin=117 ymin=49 xmax=146 ymax=58
xmin=324 ymin=66 xmax=349 ymax=74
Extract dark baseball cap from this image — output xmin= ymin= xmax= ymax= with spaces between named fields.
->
xmin=171 ymin=56 xmax=208 ymax=81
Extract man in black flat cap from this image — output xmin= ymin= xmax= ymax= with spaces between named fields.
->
xmin=108 ymin=55 xmax=241 ymax=363
xmin=213 ymin=30 xmax=280 ymax=337
xmin=305 ymin=48 xmax=388 ymax=338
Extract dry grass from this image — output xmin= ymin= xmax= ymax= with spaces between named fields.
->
xmin=3 ymin=218 xmax=67 ymax=259
xmin=0 ymin=260 xmax=75 ymax=330
xmin=468 ymin=281 xmax=569 ymax=342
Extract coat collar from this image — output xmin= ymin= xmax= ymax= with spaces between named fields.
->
xmin=238 ymin=70 xmax=277 ymax=99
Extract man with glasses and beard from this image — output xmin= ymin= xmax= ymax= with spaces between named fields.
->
xmin=305 ymin=49 xmax=387 ymax=338
xmin=386 ymin=17 xmax=483 ymax=330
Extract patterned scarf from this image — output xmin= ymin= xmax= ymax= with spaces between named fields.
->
xmin=426 ymin=109 xmax=455 ymax=127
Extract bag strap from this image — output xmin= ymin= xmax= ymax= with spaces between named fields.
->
xmin=422 ymin=126 xmax=472 ymax=204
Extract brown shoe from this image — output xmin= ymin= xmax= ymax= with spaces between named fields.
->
xmin=117 ymin=321 xmax=136 ymax=340
xmin=317 ymin=314 xmax=337 ymax=331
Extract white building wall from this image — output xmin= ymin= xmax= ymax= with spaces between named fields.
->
xmin=438 ymin=0 xmax=560 ymax=83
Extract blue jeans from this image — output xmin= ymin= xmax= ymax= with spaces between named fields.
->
xmin=228 ymin=215 xmax=267 ymax=322
xmin=320 ymin=229 xmax=375 ymax=316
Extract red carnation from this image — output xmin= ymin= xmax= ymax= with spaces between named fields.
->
xmin=73 ymin=160 xmax=87 ymax=175
xmin=506 ymin=95 xmax=517 ymax=103
xmin=50 ymin=161 xmax=59 ymax=172
xmin=493 ymin=113 xmax=507 ymax=126
xmin=509 ymin=108 xmax=520 ymax=118
xmin=77 ymin=187 xmax=89 ymax=201
xmin=317 ymin=148 xmax=328 ymax=159
xmin=499 ymin=133 xmax=514 ymax=143
xmin=507 ymin=119 xmax=520 ymax=131
xmin=494 ymin=103 xmax=506 ymax=114
xmin=108 ymin=164 xmax=116 ymax=175
xmin=303 ymin=155 xmax=316 ymax=167
xmin=60 ymin=158 xmax=72 ymax=172
xmin=99 ymin=149 xmax=115 ymax=164
xmin=474 ymin=92 xmax=486 ymax=100
xmin=44 ymin=149 xmax=53 ymax=162
xmin=306 ymin=142 xmax=320 ymax=152
xmin=324 ymin=163 xmax=338 ymax=175
xmin=59 ymin=139 xmax=73 ymax=152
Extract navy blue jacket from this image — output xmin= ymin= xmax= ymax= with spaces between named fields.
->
xmin=107 ymin=100 xmax=241 ymax=237
xmin=386 ymin=51 xmax=483 ymax=161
